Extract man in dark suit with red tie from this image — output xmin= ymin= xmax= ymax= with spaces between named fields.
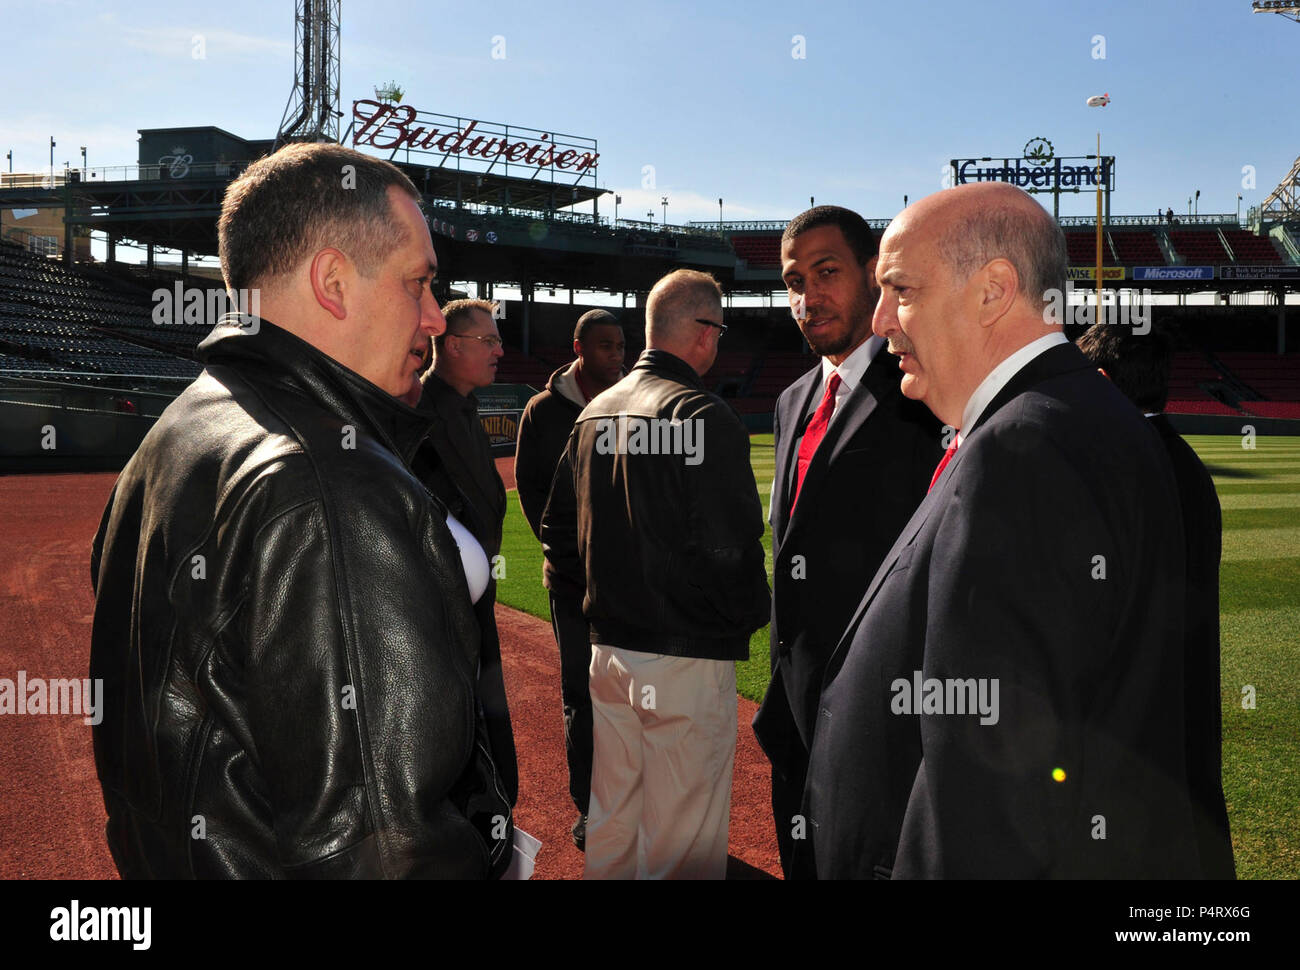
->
xmin=750 ymin=206 xmax=943 ymax=877
xmin=802 ymin=183 xmax=1202 ymax=878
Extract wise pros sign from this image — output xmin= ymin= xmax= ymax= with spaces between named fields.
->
xmin=352 ymin=100 xmax=599 ymax=179
xmin=951 ymin=156 xmax=1114 ymax=193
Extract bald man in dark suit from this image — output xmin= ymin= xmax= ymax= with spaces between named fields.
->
xmin=803 ymin=184 xmax=1201 ymax=878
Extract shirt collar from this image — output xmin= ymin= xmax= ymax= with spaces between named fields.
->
xmin=956 ymin=332 xmax=1068 ymax=446
xmin=819 ymin=334 xmax=884 ymax=395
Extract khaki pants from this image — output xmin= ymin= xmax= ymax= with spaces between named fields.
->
xmin=583 ymin=643 xmax=736 ymax=880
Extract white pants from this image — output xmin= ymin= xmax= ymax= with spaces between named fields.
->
xmin=583 ymin=643 xmax=737 ymax=880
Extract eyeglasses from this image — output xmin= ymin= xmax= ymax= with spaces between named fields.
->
xmin=695 ymin=318 xmax=727 ymax=336
xmin=449 ymin=333 xmax=503 ymax=349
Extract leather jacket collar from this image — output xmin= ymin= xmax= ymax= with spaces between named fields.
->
xmin=198 ymin=315 xmax=435 ymax=464
xmin=632 ymin=348 xmax=703 ymax=389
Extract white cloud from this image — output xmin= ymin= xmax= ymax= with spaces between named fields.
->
xmin=100 ymin=14 xmax=290 ymax=61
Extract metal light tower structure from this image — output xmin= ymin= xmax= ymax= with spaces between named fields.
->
xmin=274 ymin=0 xmax=342 ymax=148
xmin=1252 ymin=1 xmax=1300 ymax=23
xmin=1252 ymin=3 xmax=1300 ymax=220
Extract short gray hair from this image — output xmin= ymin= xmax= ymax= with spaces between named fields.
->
xmin=937 ymin=203 xmax=1066 ymax=309
xmin=646 ymin=269 xmax=723 ymax=343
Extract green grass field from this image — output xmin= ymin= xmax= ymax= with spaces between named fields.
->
xmin=496 ymin=432 xmax=1300 ymax=879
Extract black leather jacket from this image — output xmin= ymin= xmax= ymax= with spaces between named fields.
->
xmin=541 ymin=349 xmax=770 ymax=660
xmin=89 ymin=317 xmax=513 ymax=878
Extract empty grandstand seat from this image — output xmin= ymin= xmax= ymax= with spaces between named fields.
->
xmin=1108 ymin=230 xmax=1166 ymax=266
xmin=1215 ymin=352 xmax=1300 ymax=402
xmin=1164 ymin=399 xmax=1240 ymax=416
xmin=1063 ymin=230 xmax=1113 ymax=265
xmin=731 ymin=234 xmax=783 ymax=269
xmin=1220 ymin=230 xmax=1282 ymax=264
xmin=1168 ymin=230 xmax=1229 ymax=264
xmin=1242 ymin=401 xmax=1300 ymax=419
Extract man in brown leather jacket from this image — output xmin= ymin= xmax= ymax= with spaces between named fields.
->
xmin=89 ymin=143 xmax=514 ymax=878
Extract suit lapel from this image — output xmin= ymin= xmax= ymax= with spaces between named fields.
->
xmin=824 ymin=341 xmax=1093 ymax=676
xmin=785 ymin=348 xmax=896 ymax=538
xmin=772 ymin=364 xmax=823 ymax=541
xmin=823 ymin=345 xmax=897 ymax=468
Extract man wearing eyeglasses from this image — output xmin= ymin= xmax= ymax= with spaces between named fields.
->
xmin=411 ymin=297 xmax=517 ymax=811
xmin=541 ymin=269 xmax=770 ymax=879
xmin=416 ymin=298 xmax=508 ymax=555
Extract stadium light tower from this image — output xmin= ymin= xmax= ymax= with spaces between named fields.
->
xmin=1252 ymin=1 xmax=1300 ymax=23
xmin=275 ymin=0 xmax=343 ymax=148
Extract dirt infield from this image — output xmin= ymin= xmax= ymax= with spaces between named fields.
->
xmin=0 ymin=470 xmax=779 ymax=880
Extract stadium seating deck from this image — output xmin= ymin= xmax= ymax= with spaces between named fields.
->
xmin=1220 ymin=230 xmax=1283 ymax=264
xmin=1164 ymin=399 xmax=1241 ymax=416
xmin=730 ymin=235 xmax=783 ymax=270
xmin=1064 ymin=230 xmax=1115 ymax=265
xmin=1168 ymin=230 xmax=1229 ymax=265
xmin=1216 ymin=352 xmax=1300 ymax=402
xmin=1107 ymin=230 xmax=1166 ymax=266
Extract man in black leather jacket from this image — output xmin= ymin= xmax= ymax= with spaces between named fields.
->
xmin=89 ymin=143 xmax=513 ymax=878
xmin=541 ymin=269 xmax=770 ymax=879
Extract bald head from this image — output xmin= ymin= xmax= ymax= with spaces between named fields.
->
xmin=871 ymin=183 xmax=1067 ymax=429
xmin=890 ymin=182 xmax=1066 ymax=310
xmin=645 ymin=269 xmax=725 ymax=376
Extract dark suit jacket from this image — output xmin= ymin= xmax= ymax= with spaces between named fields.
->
xmin=1150 ymin=413 xmax=1235 ymax=879
xmin=752 ymin=345 xmax=942 ymax=846
xmin=803 ymin=343 xmax=1201 ymax=878
xmin=410 ymin=375 xmax=517 ymax=805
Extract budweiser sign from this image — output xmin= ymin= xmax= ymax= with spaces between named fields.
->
xmin=351 ymin=99 xmax=599 ymax=173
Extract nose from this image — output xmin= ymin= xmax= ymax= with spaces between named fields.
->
xmin=423 ymin=290 xmax=447 ymax=337
xmin=872 ymin=289 xmax=896 ymax=340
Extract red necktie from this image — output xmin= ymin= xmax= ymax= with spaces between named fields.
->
xmin=792 ymin=371 xmax=842 ymax=510
xmin=928 ymin=439 xmax=958 ymax=492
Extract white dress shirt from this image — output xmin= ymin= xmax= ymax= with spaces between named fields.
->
xmin=955 ymin=332 xmax=1068 ymax=446
xmin=818 ymin=334 xmax=885 ymax=425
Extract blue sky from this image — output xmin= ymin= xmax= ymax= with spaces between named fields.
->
xmin=3 ymin=0 xmax=1298 ymax=224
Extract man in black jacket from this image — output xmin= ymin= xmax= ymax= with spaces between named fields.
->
xmin=542 ymin=269 xmax=770 ymax=879
xmin=409 ymin=297 xmax=517 ymax=808
xmin=514 ymin=307 xmax=625 ymax=848
xmin=89 ymin=143 xmax=513 ymax=878
xmin=751 ymin=206 xmax=943 ymax=876
xmin=1077 ymin=321 xmax=1235 ymax=878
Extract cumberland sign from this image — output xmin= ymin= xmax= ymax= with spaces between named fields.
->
xmin=351 ymin=99 xmax=599 ymax=177
xmin=951 ymin=156 xmax=1114 ymax=192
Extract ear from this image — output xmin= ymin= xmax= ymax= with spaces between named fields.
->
xmin=976 ymin=257 xmax=1018 ymax=329
xmin=309 ymin=248 xmax=349 ymax=321
xmin=573 ymin=337 xmax=583 ymax=358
